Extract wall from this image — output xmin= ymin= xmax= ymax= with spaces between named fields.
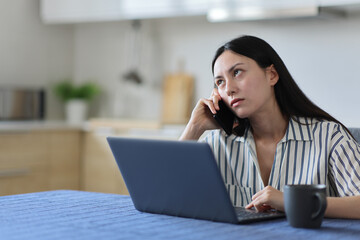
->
xmin=155 ymin=15 xmax=360 ymax=127
xmin=0 ymin=0 xmax=74 ymax=120
xmin=2 ymin=1 xmax=360 ymax=126
xmin=159 ymin=16 xmax=360 ymax=126
xmin=73 ymin=20 xmax=163 ymax=120
xmin=74 ymin=14 xmax=360 ymax=126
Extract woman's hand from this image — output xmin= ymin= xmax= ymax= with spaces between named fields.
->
xmin=179 ymin=88 xmax=222 ymax=140
xmin=245 ymin=186 xmax=284 ymax=212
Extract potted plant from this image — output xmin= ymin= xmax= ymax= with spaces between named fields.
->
xmin=54 ymin=80 xmax=100 ymax=124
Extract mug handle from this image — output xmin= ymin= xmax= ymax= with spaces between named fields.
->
xmin=311 ymin=192 xmax=327 ymax=219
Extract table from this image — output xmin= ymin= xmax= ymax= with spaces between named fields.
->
xmin=0 ymin=190 xmax=359 ymax=240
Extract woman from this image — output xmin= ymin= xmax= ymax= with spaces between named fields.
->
xmin=180 ymin=35 xmax=360 ymax=219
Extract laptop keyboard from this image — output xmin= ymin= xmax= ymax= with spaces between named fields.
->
xmin=234 ymin=207 xmax=285 ymax=223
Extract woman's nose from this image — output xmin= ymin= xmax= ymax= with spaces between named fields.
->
xmin=225 ymin=80 xmax=236 ymax=96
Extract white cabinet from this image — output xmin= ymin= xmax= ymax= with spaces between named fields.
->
xmin=41 ymin=0 xmax=360 ymax=24
xmin=40 ymin=0 xmax=208 ymax=24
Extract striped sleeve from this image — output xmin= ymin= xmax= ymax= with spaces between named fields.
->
xmin=202 ymin=130 xmax=234 ymax=185
xmin=328 ymin=124 xmax=360 ymax=196
xmin=202 ymin=130 xmax=247 ymax=206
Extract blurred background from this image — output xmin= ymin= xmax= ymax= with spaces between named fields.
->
xmin=1 ymin=0 xmax=360 ymax=196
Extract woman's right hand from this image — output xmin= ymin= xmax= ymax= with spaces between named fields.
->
xmin=179 ymin=89 xmax=222 ymax=140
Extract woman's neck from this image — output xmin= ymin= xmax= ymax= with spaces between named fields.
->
xmin=249 ymin=105 xmax=288 ymax=143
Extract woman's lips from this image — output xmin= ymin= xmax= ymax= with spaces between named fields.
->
xmin=231 ymin=98 xmax=244 ymax=107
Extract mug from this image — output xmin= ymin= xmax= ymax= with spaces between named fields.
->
xmin=284 ymin=184 xmax=327 ymax=228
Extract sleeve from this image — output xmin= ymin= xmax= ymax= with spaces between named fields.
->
xmin=199 ymin=130 xmax=219 ymax=152
xmin=328 ymin=124 xmax=360 ymax=197
xmin=199 ymin=130 xmax=220 ymax=143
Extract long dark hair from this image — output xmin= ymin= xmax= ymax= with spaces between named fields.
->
xmin=212 ymin=35 xmax=349 ymax=136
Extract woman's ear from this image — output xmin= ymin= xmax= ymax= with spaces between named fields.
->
xmin=267 ymin=64 xmax=279 ymax=86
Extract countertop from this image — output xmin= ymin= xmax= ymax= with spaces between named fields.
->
xmin=0 ymin=120 xmax=85 ymax=132
xmin=0 ymin=119 xmax=186 ymax=139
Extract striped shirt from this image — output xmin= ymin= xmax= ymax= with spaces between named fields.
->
xmin=202 ymin=117 xmax=360 ymax=207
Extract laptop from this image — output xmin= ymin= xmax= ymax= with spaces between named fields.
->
xmin=107 ymin=137 xmax=285 ymax=224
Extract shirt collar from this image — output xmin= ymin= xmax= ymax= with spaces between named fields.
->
xmin=281 ymin=117 xmax=313 ymax=142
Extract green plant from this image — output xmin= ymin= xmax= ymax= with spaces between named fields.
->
xmin=54 ymin=80 xmax=100 ymax=102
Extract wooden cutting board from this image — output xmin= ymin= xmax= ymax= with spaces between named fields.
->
xmin=162 ymin=73 xmax=194 ymax=124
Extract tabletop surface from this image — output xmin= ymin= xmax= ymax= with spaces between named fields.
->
xmin=0 ymin=190 xmax=359 ymax=240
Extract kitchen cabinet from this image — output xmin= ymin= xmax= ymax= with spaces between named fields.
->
xmin=81 ymin=131 xmax=129 ymax=195
xmin=0 ymin=120 xmax=184 ymax=196
xmin=40 ymin=0 xmax=208 ymax=24
xmin=48 ymin=130 xmax=81 ymax=189
xmin=40 ymin=0 xmax=360 ymax=24
xmin=0 ymin=130 xmax=81 ymax=196
xmin=81 ymin=119 xmax=183 ymax=195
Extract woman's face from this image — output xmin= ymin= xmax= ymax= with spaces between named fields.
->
xmin=213 ymin=50 xmax=278 ymax=120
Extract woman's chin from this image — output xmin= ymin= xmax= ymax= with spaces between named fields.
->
xmin=234 ymin=112 xmax=249 ymax=119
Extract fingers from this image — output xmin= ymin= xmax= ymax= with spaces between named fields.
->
xmin=247 ymin=187 xmax=267 ymax=208
xmin=245 ymin=186 xmax=284 ymax=212
xmin=188 ymin=88 xmax=223 ymax=128
xmin=250 ymin=188 xmax=263 ymax=200
xmin=200 ymin=88 xmax=222 ymax=115
xmin=210 ymin=87 xmax=220 ymax=98
xmin=200 ymin=98 xmax=217 ymax=115
xmin=246 ymin=198 xmax=267 ymax=212
xmin=245 ymin=189 xmax=265 ymax=210
xmin=245 ymin=202 xmax=254 ymax=209
xmin=210 ymin=88 xmax=221 ymax=111
xmin=247 ymin=200 xmax=271 ymax=212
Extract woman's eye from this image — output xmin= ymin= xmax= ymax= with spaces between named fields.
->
xmin=216 ymin=79 xmax=224 ymax=86
xmin=234 ymin=69 xmax=242 ymax=77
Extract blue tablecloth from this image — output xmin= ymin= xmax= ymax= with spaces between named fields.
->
xmin=0 ymin=190 xmax=359 ymax=240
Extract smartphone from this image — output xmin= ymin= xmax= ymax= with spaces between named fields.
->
xmin=213 ymin=100 xmax=235 ymax=135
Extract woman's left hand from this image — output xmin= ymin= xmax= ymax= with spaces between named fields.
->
xmin=245 ymin=186 xmax=284 ymax=212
